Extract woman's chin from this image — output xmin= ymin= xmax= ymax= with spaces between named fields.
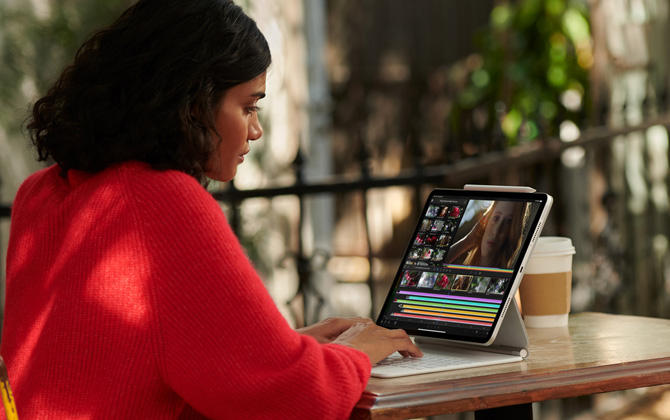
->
xmin=206 ymin=170 xmax=235 ymax=183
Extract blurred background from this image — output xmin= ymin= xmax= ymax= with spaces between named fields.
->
xmin=1 ymin=0 xmax=670 ymax=419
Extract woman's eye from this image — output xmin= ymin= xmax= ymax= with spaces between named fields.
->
xmin=246 ymin=106 xmax=261 ymax=114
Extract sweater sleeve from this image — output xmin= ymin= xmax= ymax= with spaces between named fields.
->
xmin=123 ymin=168 xmax=371 ymax=420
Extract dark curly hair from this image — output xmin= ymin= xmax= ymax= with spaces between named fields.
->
xmin=27 ymin=0 xmax=271 ymax=185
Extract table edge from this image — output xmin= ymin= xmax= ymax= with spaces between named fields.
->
xmin=353 ymin=356 xmax=670 ymax=419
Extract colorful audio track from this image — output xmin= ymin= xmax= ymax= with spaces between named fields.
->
xmin=445 ymin=264 xmax=514 ymax=275
xmin=390 ymin=290 xmax=502 ymax=327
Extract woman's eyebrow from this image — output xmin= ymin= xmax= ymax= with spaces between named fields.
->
xmin=250 ymin=92 xmax=266 ymax=99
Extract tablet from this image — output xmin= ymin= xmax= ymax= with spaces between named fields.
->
xmin=376 ymin=187 xmax=553 ymax=346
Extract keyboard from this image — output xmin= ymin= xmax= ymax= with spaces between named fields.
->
xmin=375 ymin=353 xmax=470 ymax=370
xmin=370 ymin=345 xmax=523 ymax=378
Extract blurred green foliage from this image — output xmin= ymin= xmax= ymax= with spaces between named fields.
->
xmin=451 ymin=0 xmax=592 ymax=147
xmin=0 ymin=0 xmax=131 ymax=132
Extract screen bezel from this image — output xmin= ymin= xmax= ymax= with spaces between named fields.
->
xmin=375 ymin=188 xmax=551 ymax=345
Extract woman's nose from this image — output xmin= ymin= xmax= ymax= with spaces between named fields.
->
xmin=249 ymin=115 xmax=263 ymax=141
xmin=491 ymin=224 xmax=501 ymax=239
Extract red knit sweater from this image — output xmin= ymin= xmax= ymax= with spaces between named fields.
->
xmin=1 ymin=162 xmax=370 ymax=419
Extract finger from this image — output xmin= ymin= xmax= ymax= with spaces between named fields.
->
xmin=391 ymin=336 xmax=423 ymax=358
xmin=322 ymin=317 xmax=364 ymax=327
xmin=355 ymin=320 xmax=375 ymax=328
xmin=349 ymin=317 xmax=374 ymax=323
xmin=328 ymin=318 xmax=374 ymax=338
xmin=396 ymin=344 xmax=423 ymax=358
xmin=406 ymin=346 xmax=423 ymax=357
xmin=373 ymin=327 xmax=422 ymax=357
xmin=379 ymin=328 xmax=411 ymax=339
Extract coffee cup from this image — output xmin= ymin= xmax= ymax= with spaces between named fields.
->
xmin=519 ymin=236 xmax=575 ymax=328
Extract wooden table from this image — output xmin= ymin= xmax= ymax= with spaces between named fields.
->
xmin=351 ymin=312 xmax=670 ymax=420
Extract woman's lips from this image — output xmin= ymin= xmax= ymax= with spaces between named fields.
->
xmin=238 ymin=148 xmax=250 ymax=163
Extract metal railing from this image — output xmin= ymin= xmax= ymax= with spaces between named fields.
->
xmin=2 ymin=114 xmax=670 ymax=326
xmin=211 ymin=113 xmax=670 ymax=325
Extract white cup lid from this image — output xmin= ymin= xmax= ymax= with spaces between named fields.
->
xmin=532 ymin=236 xmax=576 ymax=257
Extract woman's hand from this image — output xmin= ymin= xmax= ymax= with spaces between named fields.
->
xmin=297 ymin=317 xmax=374 ymax=344
xmin=446 ymin=212 xmax=486 ymax=263
xmin=330 ymin=322 xmax=423 ymax=365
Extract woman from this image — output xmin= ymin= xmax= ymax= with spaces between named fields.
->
xmin=446 ymin=201 xmax=530 ymax=269
xmin=0 ymin=1 xmax=421 ymax=419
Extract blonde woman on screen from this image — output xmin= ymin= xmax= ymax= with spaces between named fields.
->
xmin=446 ymin=201 xmax=530 ymax=269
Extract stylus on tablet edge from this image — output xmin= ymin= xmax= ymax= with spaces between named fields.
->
xmin=464 ymin=184 xmax=537 ymax=193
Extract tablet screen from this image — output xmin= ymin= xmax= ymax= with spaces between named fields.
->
xmin=376 ymin=188 xmax=551 ymax=344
